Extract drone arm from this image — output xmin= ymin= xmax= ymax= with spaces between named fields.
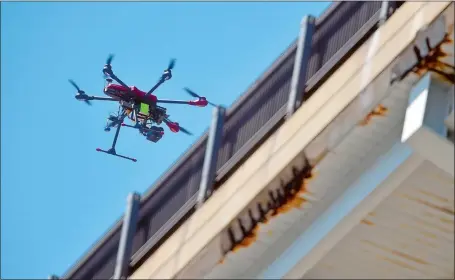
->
xmin=109 ymin=73 xmax=132 ymax=90
xmin=103 ymin=66 xmax=131 ymax=90
xmin=76 ymin=95 xmax=118 ymax=103
xmin=156 ymin=98 xmax=208 ymax=107
xmin=146 ymin=79 xmax=165 ymax=96
xmin=87 ymin=96 xmax=119 ymax=101
xmin=156 ymin=99 xmax=189 ymax=105
xmin=121 ymin=123 xmax=136 ymax=129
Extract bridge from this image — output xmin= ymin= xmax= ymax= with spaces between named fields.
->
xmin=57 ymin=1 xmax=454 ymax=279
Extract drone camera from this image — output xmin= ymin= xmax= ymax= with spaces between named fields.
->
xmin=146 ymin=126 xmax=165 ymax=143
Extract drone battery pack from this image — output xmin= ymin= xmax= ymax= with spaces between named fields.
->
xmin=140 ymin=103 xmax=149 ymax=115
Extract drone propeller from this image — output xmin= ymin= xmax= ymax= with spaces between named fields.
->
xmin=183 ymin=87 xmax=217 ymax=107
xmin=68 ymin=79 xmax=91 ymax=105
xmin=167 ymin=58 xmax=176 ymax=71
xmin=164 ymin=117 xmax=193 ymax=135
xmin=106 ymin=54 xmax=115 ymax=66
xmin=159 ymin=58 xmax=176 ymax=82
xmin=103 ymin=54 xmax=114 ymax=78
xmin=178 ymin=125 xmax=192 ymax=136
xmin=68 ymin=79 xmax=83 ymax=93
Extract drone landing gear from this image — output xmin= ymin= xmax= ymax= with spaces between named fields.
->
xmin=97 ymin=108 xmax=137 ymax=162
xmin=96 ymin=148 xmax=137 ymax=162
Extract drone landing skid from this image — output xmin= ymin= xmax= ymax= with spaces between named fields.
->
xmin=96 ymin=148 xmax=137 ymax=162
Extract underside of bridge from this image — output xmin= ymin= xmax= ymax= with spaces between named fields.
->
xmin=185 ymin=3 xmax=454 ymax=280
xmin=128 ymin=2 xmax=454 ymax=279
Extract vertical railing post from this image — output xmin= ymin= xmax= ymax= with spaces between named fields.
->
xmin=379 ymin=0 xmax=391 ymax=26
xmin=286 ymin=14 xmax=316 ymax=119
xmin=197 ymin=105 xmax=226 ymax=207
xmin=113 ymin=192 xmax=141 ymax=280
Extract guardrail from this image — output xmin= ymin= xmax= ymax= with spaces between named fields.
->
xmin=62 ymin=2 xmax=403 ymax=279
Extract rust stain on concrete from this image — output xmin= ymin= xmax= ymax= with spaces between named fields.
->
xmin=412 ymin=31 xmax=454 ymax=84
xmin=392 ymin=23 xmax=454 ymax=85
xmin=363 ymin=240 xmax=429 ymax=266
xmin=401 ymin=194 xmax=455 ymax=216
xmin=359 ymin=104 xmax=388 ymax=126
xmin=361 ymin=219 xmax=375 ymax=226
xmin=220 ymin=165 xmax=314 ymax=261
xmin=382 ymin=256 xmax=419 ymax=271
xmin=417 ymin=189 xmax=450 ymax=204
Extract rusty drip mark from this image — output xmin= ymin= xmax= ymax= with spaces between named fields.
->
xmin=391 ymin=23 xmax=455 ymax=86
xmin=359 ymin=104 xmax=388 ymax=126
xmin=363 ymin=240 xmax=429 ymax=265
xmin=401 ymin=194 xmax=455 ymax=216
xmin=382 ymin=256 xmax=419 ymax=271
xmin=361 ymin=219 xmax=375 ymax=226
xmin=220 ymin=164 xmax=314 ymax=259
xmin=393 ymin=250 xmax=429 ymax=265
xmin=412 ymin=216 xmax=454 ymax=235
xmin=412 ymin=33 xmax=454 ymax=84
xmin=232 ymin=225 xmax=259 ymax=252
xmin=400 ymin=223 xmax=439 ymax=239
xmin=417 ymin=189 xmax=450 ymax=204
xmin=440 ymin=217 xmax=454 ymax=225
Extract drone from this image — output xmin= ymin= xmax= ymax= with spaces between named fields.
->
xmin=69 ymin=54 xmax=216 ymax=162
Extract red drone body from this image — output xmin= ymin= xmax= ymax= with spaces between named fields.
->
xmin=104 ymin=83 xmax=209 ymax=107
xmin=104 ymin=84 xmax=158 ymax=103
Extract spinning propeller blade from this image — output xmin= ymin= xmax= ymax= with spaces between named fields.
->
xmin=106 ymin=54 xmax=115 ymax=66
xmin=103 ymin=54 xmax=115 ymax=79
xmin=178 ymin=126 xmax=192 ymax=136
xmin=164 ymin=117 xmax=193 ymax=136
xmin=68 ymin=79 xmax=92 ymax=105
xmin=167 ymin=58 xmax=176 ymax=70
xmin=68 ymin=79 xmax=83 ymax=93
xmin=183 ymin=87 xmax=199 ymax=98
xmin=183 ymin=87 xmax=217 ymax=107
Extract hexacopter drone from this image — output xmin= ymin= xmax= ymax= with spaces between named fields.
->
xmin=69 ymin=54 xmax=216 ymax=162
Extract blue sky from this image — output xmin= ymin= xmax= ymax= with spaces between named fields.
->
xmin=1 ymin=2 xmax=331 ymax=278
